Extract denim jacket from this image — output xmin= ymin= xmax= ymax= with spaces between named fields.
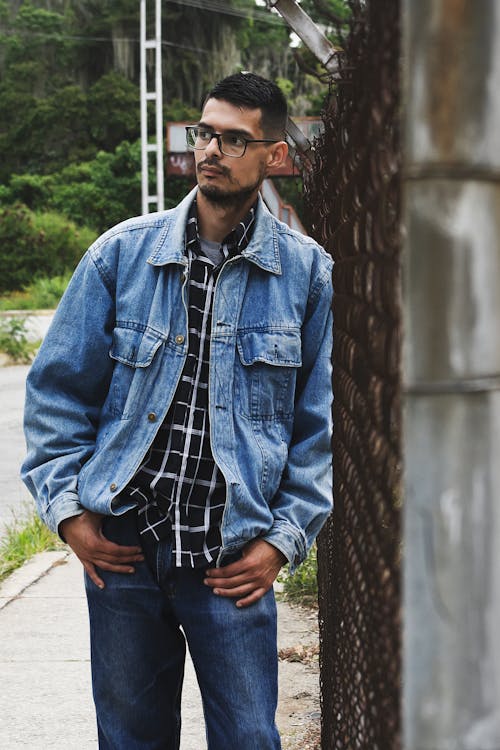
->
xmin=21 ymin=188 xmax=333 ymax=571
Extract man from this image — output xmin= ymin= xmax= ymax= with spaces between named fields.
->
xmin=21 ymin=72 xmax=333 ymax=750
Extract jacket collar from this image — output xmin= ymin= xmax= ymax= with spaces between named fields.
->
xmin=147 ymin=186 xmax=282 ymax=275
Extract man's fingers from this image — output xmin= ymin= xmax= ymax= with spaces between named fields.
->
xmin=205 ymin=559 xmax=245 ymax=579
xmin=82 ymin=560 xmax=105 ymax=590
xmin=81 ymin=556 xmax=138 ymax=589
xmin=205 ymin=541 xmax=285 ymax=607
xmin=204 ymin=572 xmax=252 ymax=590
xmin=62 ymin=511 xmax=144 ymax=561
xmin=93 ymin=559 xmax=136 ymax=574
xmin=236 ymin=589 xmax=267 ymax=608
xmin=94 ymin=537 xmax=144 ymax=562
xmin=209 ymin=581 xmax=256 ymax=598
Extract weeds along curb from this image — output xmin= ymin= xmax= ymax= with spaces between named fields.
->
xmin=0 ymin=550 xmax=70 ymax=610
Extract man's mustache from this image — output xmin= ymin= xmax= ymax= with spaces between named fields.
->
xmin=197 ymin=158 xmax=230 ymax=176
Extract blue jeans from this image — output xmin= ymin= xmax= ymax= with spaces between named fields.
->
xmin=84 ymin=511 xmax=281 ymax=750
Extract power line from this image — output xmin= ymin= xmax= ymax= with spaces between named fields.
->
xmin=1 ymin=29 xmax=209 ymax=54
xmin=165 ymin=0 xmax=283 ymax=25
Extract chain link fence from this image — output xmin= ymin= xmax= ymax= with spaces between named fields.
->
xmin=303 ymin=1 xmax=402 ymax=747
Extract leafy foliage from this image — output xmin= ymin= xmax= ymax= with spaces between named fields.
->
xmin=279 ymin=544 xmax=319 ymax=607
xmin=0 ymin=316 xmax=36 ymax=362
xmin=2 ymin=140 xmax=192 ymax=235
xmin=0 ymin=71 xmax=140 ymax=180
xmin=0 ymin=272 xmax=72 ymax=310
xmin=0 ymin=203 xmax=94 ymax=292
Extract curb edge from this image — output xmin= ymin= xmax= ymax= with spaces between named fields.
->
xmin=0 ymin=549 xmax=71 ymax=610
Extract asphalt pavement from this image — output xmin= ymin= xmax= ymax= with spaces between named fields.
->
xmin=0 ymin=363 xmax=34 ymax=536
xmin=0 ymin=311 xmax=55 ymax=536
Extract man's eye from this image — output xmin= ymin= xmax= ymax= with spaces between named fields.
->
xmin=197 ymin=129 xmax=213 ymax=140
xmin=226 ymin=135 xmax=244 ymax=147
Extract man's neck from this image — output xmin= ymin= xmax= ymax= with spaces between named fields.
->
xmin=196 ymin=191 xmax=258 ymax=243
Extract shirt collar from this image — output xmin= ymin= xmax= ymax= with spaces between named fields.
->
xmin=185 ymin=198 xmax=257 ymax=260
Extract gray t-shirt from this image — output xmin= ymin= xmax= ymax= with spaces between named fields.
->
xmin=199 ymin=237 xmax=227 ymax=266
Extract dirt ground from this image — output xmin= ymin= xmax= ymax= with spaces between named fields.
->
xmin=276 ymin=599 xmax=321 ymax=750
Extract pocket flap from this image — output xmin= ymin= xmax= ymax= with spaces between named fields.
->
xmin=109 ymin=326 xmax=164 ymax=367
xmin=237 ymin=329 xmax=302 ymax=367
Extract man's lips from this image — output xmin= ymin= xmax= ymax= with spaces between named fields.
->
xmin=200 ymin=167 xmax=223 ymax=176
xmin=198 ymin=162 xmax=228 ymax=177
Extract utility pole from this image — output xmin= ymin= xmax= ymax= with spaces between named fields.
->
xmin=140 ymin=0 xmax=164 ymax=214
xmin=403 ymin=1 xmax=500 ymax=747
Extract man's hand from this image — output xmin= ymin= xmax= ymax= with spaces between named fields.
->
xmin=59 ymin=510 xmax=144 ymax=590
xmin=204 ymin=538 xmax=287 ymax=608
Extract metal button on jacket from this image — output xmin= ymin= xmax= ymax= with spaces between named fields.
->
xmin=147 ymin=412 xmax=157 ymax=422
xmin=110 ymin=483 xmax=117 ymax=491
xmin=175 ymin=334 xmax=185 ymax=344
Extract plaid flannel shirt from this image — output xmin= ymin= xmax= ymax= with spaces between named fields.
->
xmin=123 ymin=198 xmax=256 ymax=568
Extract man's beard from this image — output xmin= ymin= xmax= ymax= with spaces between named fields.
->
xmin=198 ymin=180 xmax=261 ymax=208
xmin=197 ymin=160 xmax=266 ymax=208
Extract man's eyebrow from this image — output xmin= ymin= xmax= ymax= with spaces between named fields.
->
xmin=196 ymin=122 xmax=254 ymax=138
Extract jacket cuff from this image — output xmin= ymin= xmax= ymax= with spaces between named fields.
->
xmin=263 ymin=521 xmax=307 ymax=575
xmin=43 ymin=494 xmax=85 ymax=538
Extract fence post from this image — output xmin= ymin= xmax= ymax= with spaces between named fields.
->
xmin=402 ymin=1 xmax=500 ymax=747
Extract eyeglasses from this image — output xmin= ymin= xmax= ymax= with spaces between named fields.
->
xmin=185 ymin=126 xmax=278 ymax=158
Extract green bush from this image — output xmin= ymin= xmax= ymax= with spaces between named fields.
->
xmin=3 ymin=139 xmax=193 ymax=234
xmin=25 ymin=272 xmax=72 ymax=309
xmin=279 ymin=543 xmax=319 ymax=607
xmin=32 ymin=210 xmax=96 ymax=271
xmin=0 ymin=204 xmax=44 ymax=291
xmin=3 ymin=172 xmax=54 ymax=212
xmin=0 ymin=204 xmax=95 ymax=292
xmin=0 ymin=272 xmax=72 ymax=310
xmin=0 ymin=316 xmax=37 ymax=363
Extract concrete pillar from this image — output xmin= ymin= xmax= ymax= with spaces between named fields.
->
xmin=402 ymin=2 xmax=500 ymax=747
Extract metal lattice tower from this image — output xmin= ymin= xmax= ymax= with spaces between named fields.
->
xmin=140 ymin=0 xmax=164 ymax=214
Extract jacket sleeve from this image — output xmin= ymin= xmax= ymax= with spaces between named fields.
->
xmin=263 ymin=261 xmax=333 ymax=572
xmin=20 ymin=250 xmax=116 ymax=534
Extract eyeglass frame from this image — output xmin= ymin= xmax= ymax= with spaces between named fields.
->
xmin=185 ymin=125 xmax=280 ymax=158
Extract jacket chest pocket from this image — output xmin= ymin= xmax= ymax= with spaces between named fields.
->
xmin=108 ymin=325 xmax=164 ymax=419
xmin=234 ymin=328 xmax=302 ymax=421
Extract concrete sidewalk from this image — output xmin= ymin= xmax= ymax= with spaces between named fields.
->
xmin=0 ymin=552 xmax=320 ymax=750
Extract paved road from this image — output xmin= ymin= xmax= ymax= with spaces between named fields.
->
xmin=0 ymin=364 xmax=34 ymax=536
xmin=0 ymin=312 xmax=55 ymax=536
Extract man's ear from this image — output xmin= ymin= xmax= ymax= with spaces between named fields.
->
xmin=266 ymin=141 xmax=288 ymax=170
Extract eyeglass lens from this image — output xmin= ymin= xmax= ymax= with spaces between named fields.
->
xmin=187 ymin=128 xmax=245 ymax=157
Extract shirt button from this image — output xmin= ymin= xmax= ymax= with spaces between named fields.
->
xmin=110 ymin=483 xmax=117 ymax=491
xmin=148 ymin=412 xmax=157 ymax=422
xmin=175 ymin=334 xmax=185 ymax=345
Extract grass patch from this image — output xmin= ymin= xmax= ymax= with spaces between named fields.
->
xmin=0 ymin=512 xmax=65 ymax=583
xmin=0 ymin=271 xmax=71 ymax=311
xmin=279 ymin=543 xmax=318 ymax=607
xmin=0 ymin=316 xmax=39 ymax=363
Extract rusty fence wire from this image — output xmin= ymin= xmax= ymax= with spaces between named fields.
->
xmin=303 ymin=1 xmax=402 ymax=747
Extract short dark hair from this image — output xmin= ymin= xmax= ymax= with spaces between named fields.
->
xmin=204 ymin=72 xmax=288 ymax=139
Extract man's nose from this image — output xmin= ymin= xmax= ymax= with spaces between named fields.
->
xmin=204 ymin=134 xmax=222 ymax=157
